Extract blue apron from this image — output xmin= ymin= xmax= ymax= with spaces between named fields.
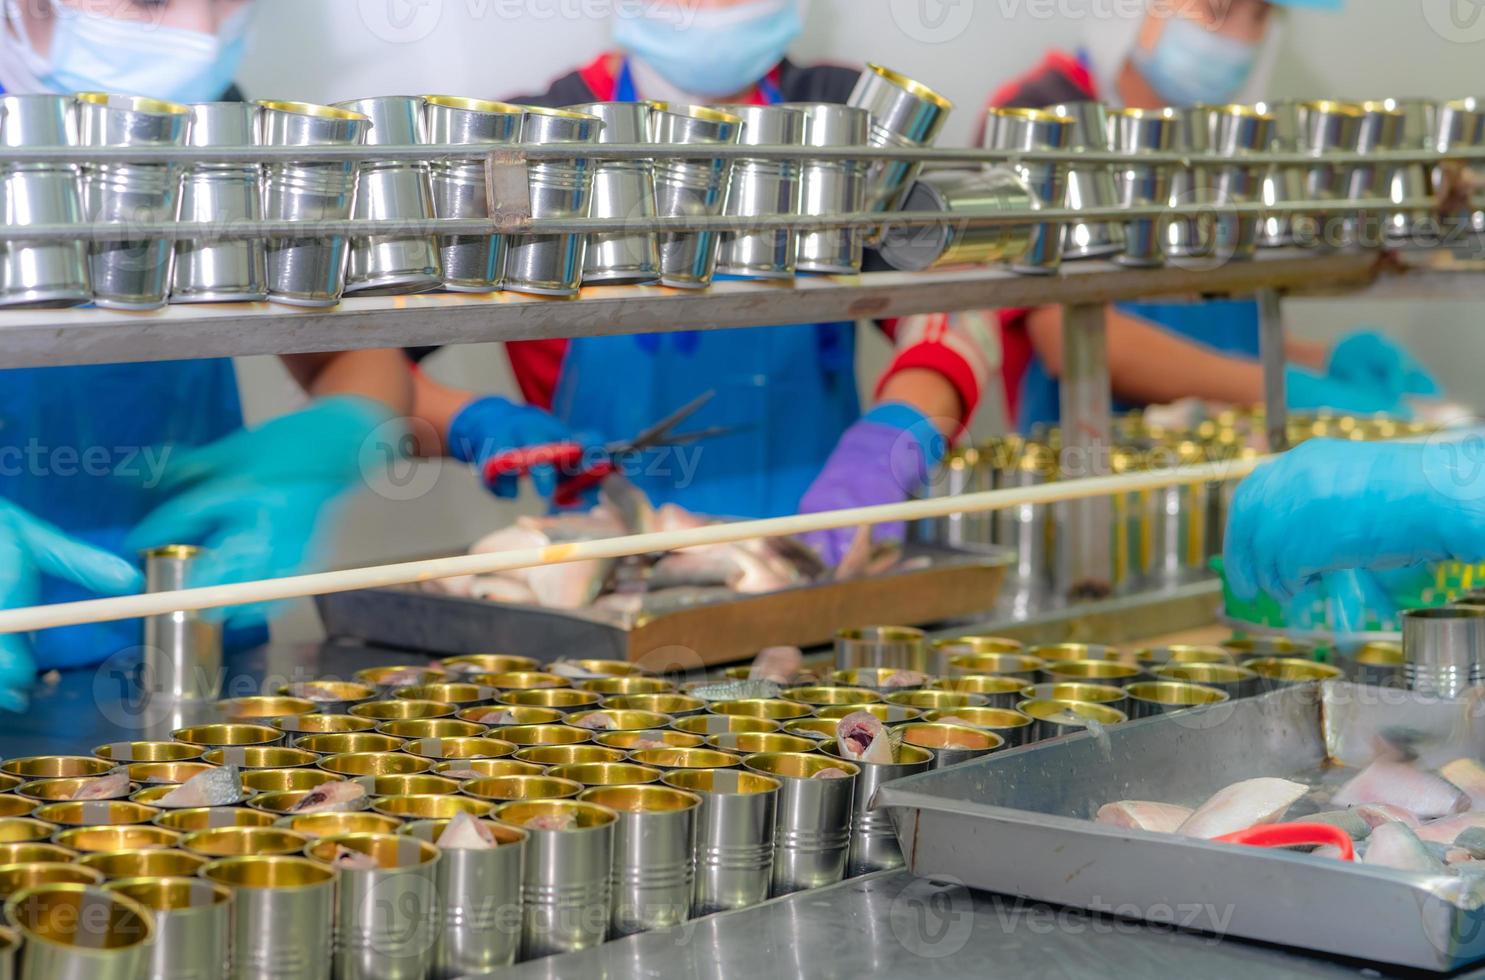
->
xmin=551 ymin=61 xmax=855 ymax=518
xmin=1017 ymin=297 xmax=1261 ymax=432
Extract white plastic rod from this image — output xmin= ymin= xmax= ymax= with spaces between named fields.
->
xmin=0 ymin=456 xmax=1268 ymax=635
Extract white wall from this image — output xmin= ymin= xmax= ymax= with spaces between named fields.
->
xmin=232 ymin=0 xmax=1485 ymax=640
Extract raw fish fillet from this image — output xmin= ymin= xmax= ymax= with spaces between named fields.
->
xmin=525 ymin=812 xmax=575 ymax=831
xmin=289 ymin=781 xmax=367 ymax=814
xmin=813 ymin=768 xmax=853 ymax=780
xmin=71 ymin=770 xmax=130 ymax=800
xmin=157 ymin=766 xmax=242 ymax=808
xmin=1455 ymin=826 xmax=1485 ymax=858
xmin=548 ymin=660 xmax=603 ymax=680
xmin=688 ymin=679 xmax=780 ymax=703
xmin=295 ymin=683 xmax=347 ymax=702
xmin=835 ymin=711 xmax=895 ymax=764
xmin=1355 ymin=803 xmax=1421 ymax=828
xmin=1414 ymin=811 xmax=1485 ymax=844
xmin=1441 ymin=758 xmax=1485 ymax=809
xmin=332 ymin=846 xmax=378 ymax=870
xmin=1331 ymin=760 xmax=1470 ymax=818
xmin=1177 ymin=777 xmax=1308 ymax=838
xmin=629 ymin=737 xmax=669 ymax=750
xmin=749 ymin=647 xmax=802 ymax=684
xmin=882 ymin=671 xmax=928 ymax=689
xmin=378 ymin=668 xmax=430 ymax=688
xmin=475 ymin=709 xmax=520 ymax=725
xmin=1297 ymin=809 xmax=1372 ymax=839
xmin=439 ymin=768 xmax=481 ymax=781
xmin=1363 ymin=821 xmax=1446 ymax=873
xmin=1095 ymin=801 xmax=1193 ymax=833
xmin=436 ymin=811 xmax=497 ymax=849
xmin=573 ymin=713 xmax=615 ymax=731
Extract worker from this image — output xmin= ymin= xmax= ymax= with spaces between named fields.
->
xmin=989 ymin=0 xmax=1442 ymax=433
xmin=413 ymin=0 xmax=984 ymax=565
xmin=0 ymin=0 xmax=416 ymax=709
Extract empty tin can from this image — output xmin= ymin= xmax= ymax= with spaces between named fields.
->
xmin=78 ymin=847 xmax=206 ymax=878
xmin=875 ymin=166 xmax=1034 ymax=271
xmin=1039 ymin=659 xmax=1143 ymax=687
xmin=993 ymin=443 xmax=1057 ymax=599
xmin=1293 ymin=99 xmax=1364 ymax=249
xmin=896 ymin=722 xmax=1003 ymax=769
xmin=821 ymin=742 xmax=933 ymax=875
xmin=0 ymin=94 xmax=90 ymax=308
xmin=201 ymin=855 xmax=334 ymax=980
xmin=1220 ymin=636 xmax=1316 ymax=660
xmin=1152 ymin=662 xmax=1259 ymax=701
xmin=304 ymin=832 xmax=440 ymax=980
xmin=503 ymin=106 xmax=600 ymax=297
xmin=1403 ymin=606 xmax=1485 ymax=698
xmin=1018 ymin=699 xmax=1126 ymax=741
xmin=848 ymin=63 xmax=952 ymax=242
xmin=1209 ymin=104 xmax=1275 ymax=260
xmin=923 ymin=706 xmax=1034 ymax=746
xmin=333 ymin=95 xmax=442 ymax=296
xmin=143 ymin=545 xmax=222 ymax=702
xmin=716 ymin=103 xmax=808 ymax=279
xmin=105 ymin=875 xmax=230 ymax=980
xmin=1123 ymin=681 xmax=1229 ymax=719
xmin=494 ymin=799 xmax=616 ymax=960
xmin=661 ymin=767 xmax=778 ymax=916
xmin=423 ymin=95 xmax=522 ymax=292
xmin=929 ymin=674 xmax=1026 ymax=709
xmin=1345 ymin=100 xmax=1406 ymax=247
xmin=75 ymin=92 xmax=189 ymax=310
xmin=257 ymin=100 xmax=370 ymax=307
xmin=0 ymin=862 xmax=102 ymax=896
xmin=171 ymin=101 xmax=266 ymax=303
xmin=743 ymin=752 xmax=857 ymax=897
xmin=1254 ymin=99 xmax=1304 ymax=247
xmin=833 ymin=625 xmax=927 ymax=672
xmin=1164 ymin=105 xmax=1214 ymax=260
xmin=1018 ymin=682 xmax=1127 ymax=713
xmin=983 ymin=106 xmax=1072 ymax=274
xmin=400 ymin=818 xmax=526 ymax=978
xmin=1049 ymin=101 xmax=1123 ymax=259
xmin=792 ymin=103 xmax=870 ymax=273
xmin=1350 ymin=640 xmax=1405 ymax=688
xmin=1377 ymin=98 xmax=1435 ymax=243
xmin=5 ymin=883 xmax=152 ymax=980
xmin=650 ymin=102 xmax=742 ymax=288
xmin=577 ymin=784 xmax=700 ymax=938
xmin=1108 ymin=106 xmax=1177 ymax=267
xmin=569 ymin=101 xmax=660 ymax=285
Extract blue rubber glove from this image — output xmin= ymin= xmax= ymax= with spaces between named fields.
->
xmin=1284 ymin=364 xmax=1408 ymax=417
xmin=0 ymin=501 xmax=142 ymax=712
xmin=1328 ymin=330 xmax=1441 ymax=400
xmin=797 ymin=402 xmax=947 ymax=566
xmin=448 ymin=396 xmax=580 ymax=500
xmin=1224 ymin=437 xmax=1485 ymax=603
xmin=127 ymin=396 xmax=397 ymax=629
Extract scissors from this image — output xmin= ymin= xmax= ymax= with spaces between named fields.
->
xmin=481 ymin=390 xmax=738 ymax=507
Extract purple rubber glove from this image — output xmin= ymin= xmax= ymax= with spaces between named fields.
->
xmin=797 ymin=402 xmax=947 ymax=567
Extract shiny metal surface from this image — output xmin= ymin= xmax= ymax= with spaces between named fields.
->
xmin=742 ymin=752 xmax=856 ymax=898
xmin=649 ymin=103 xmax=741 ymax=289
xmin=833 ymin=626 xmax=927 ymax=672
xmin=305 ymin=832 xmax=439 ymax=980
xmin=1210 ymin=104 xmax=1274 ymax=259
xmin=848 ymin=63 xmax=952 ymax=240
xmin=143 ymin=545 xmax=222 ymax=702
xmin=494 ymin=800 xmax=615 ymax=961
xmin=1345 ymin=101 xmax=1405 ymax=246
xmin=1294 ymin=100 xmax=1363 ymax=249
xmin=0 ymin=94 xmax=90 ymax=309
xmin=334 ymin=96 xmax=442 ymax=296
xmin=1108 ymin=107 xmax=1177 ymax=267
xmin=983 ymin=106 xmax=1072 ymax=274
xmin=171 ymin=102 xmax=266 ymax=303
xmin=659 ymin=768 xmax=778 ymax=917
xmin=400 ymin=818 xmax=525 ymax=978
xmin=1165 ymin=106 xmax=1213 ymax=260
xmin=104 ymin=875 xmax=231 ymax=980
xmin=76 ymin=93 xmax=189 ymax=310
xmin=1376 ymin=97 xmax=1435 ymax=242
xmin=821 ymin=743 xmax=932 ymax=875
xmin=423 ymin=96 xmax=522 ymax=292
xmin=257 ymin=100 xmax=370 ymax=307
xmin=578 ymin=785 xmax=699 ymax=938
xmin=503 ymin=106 xmax=598 ymax=297
xmin=791 ymin=103 xmax=870 ymax=273
xmin=1051 ymin=101 xmax=1123 ymax=259
xmin=201 ymin=855 xmax=335 ymax=980
xmin=715 ymin=104 xmax=807 ymax=279
xmin=875 ymin=167 xmax=1034 ymax=271
xmin=569 ymin=102 xmax=660 ymax=286
xmin=5 ymin=883 xmax=152 ymax=980
xmin=1403 ymin=606 xmax=1485 ymax=698
xmin=1254 ymin=99 xmax=1304 ymax=247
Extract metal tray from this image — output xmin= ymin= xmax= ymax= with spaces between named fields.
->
xmin=317 ymin=545 xmax=1010 ymax=667
xmin=878 ymin=682 xmax=1485 ymax=972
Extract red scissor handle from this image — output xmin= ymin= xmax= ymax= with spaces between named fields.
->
xmin=552 ymin=460 xmax=615 ymax=508
xmin=482 ymin=442 xmax=586 ymax=483
xmin=1214 ymin=822 xmax=1355 ymax=860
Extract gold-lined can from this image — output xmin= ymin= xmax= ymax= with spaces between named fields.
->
xmin=578 ymin=784 xmax=700 ymax=937
xmin=548 ymin=659 xmax=643 ymax=678
xmin=103 ymin=875 xmax=231 ymax=980
xmin=1351 ymin=641 xmax=1405 ymax=688
xmin=821 ymin=742 xmax=933 ymax=874
xmin=216 ymin=696 xmax=317 ymax=720
xmin=277 ymin=810 xmax=402 ymax=838
xmin=628 ymin=747 xmax=741 ymax=771
xmin=349 ymin=699 xmax=456 ymax=722
xmin=0 ymin=843 xmax=73 ymax=864
xmin=53 ymin=825 xmax=180 ymax=852
xmin=779 ymin=686 xmax=881 ymax=707
xmin=354 ymin=664 xmax=447 ymax=691
xmin=513 ymin=745 xmax=626 ymax=767
xmin=782 ymin=718 xmax=838 ymax=742
xmin=460 ymin=775 xmax=583 ymax=803
xmin=5 ymin=882 xmax=153 ymax=977
xmin=497 ymin=724 xmax=591 ymax=747
xmin=1133 ymin=644 xmax=1234 ymax=667
xmin=127 ymin=761 xmax=215 ymax=785
xmin=1027 ymin=643 xmax=1128 ymax=665
xmin=433 ymin=759 xmax=543 ymax=779
xmin=827 ymin=666 xmax=929 ymax=690
xmin=814 ymin=703 xmax=923 ymax=723
xmin=376 ymin=718 xmax=487 ymax=741
xmin=270 ymin=713 xmax=377 ymax=747
xmin=661 ymin=767 xmax=779 ymax=915
xmin=17 ymin=777 xmax=132 ymax=802
xmin=1019 ymin=682 xmax=1128 ymax=711
xmin=276 ymin=681 xmax=377 ymax=714
xmin=600 ymin=693 xmax=706 ymax=716
xmin=316 ymin=752 xmax=431 ymax=777
xmin=181 ymin=826 xmax=312 ymax=858
xmin=499 ymin=688 xmax=602 ymax=713
xmin=394 ymin=682 xmax=497 ymax=707
xmin=1 ymin=756 xmax=113 ymax=779
xmin=940 ymin=646 xmax=1038 ymax=679
xmin=34 ymin=801 xmax=158 ymax=828
xmin=896 ymin=723 xmax=1003 ymax=768
xmin=476 ymin=671 xmax=566 ymax=690
xmin=1243 ymin=657 xmax=1343 ymax=691
xmin=458 ymin=704 xmax=564 ymax=727
xmin=545 ymin=763 xmax=663 ymax=787
xmin=370 ymin=793 xmax=494 ymax=820
xmin=706 ymin=732 xmax=819 ymax=755
xmin=742 ymin=752 xmax=858 ymax=897
xmin=928 ymin=674 xmax=1027 ymax=709
xmin=201 ymin=746 xmax=318 ymax=769
xmin=923 ymin=706 xmax=1035 ymax=746
xmin=440 ymin=653 xmax=539 ymax=676
xmin=593 ymin=730 xmax=704 ymax=751
xmin=707 ymin=699 xmax=811 ymax=721
xmin=296 ymin=732 xmax=406 ymax=755
xmin=240 ymin=768 xmax=345 ymax=794
xmin=246 ymin=789 xmax=371 ymax=815
xmin=1038 ymin=659 xmax=1144 ymax=687
xmin=0 ymin=819 xmax=58 ymax=844
xmin=153 ymin=807 xmax=278 ymax=832
xmin=1018 ymin=698 xmax=1128 ymax=739
xmin=493 ymin=799 xmax=617 ymax=960
xmin=402 ymin=736 xmax=516 ymax=762
xmin=0 ymin=861 xmax=103 ymax=896
xmin=170 ymin=724 xmax=282 ymax=748
xmin=564 ymin=709 xmax=674 ymax=733
xmin=671 ymin=714 xmax=780 ymax=736
xmin=93 ymin=741 xmax=204 ymax=764
xmin=200 ymin=854 xmax=335 ymax=980
xmin=577 ymin=676 xmax=674 ymax=696
xmin=350 ymin=773 xmax=460 ymax=797
xmin=1123 ymin=681 xmax=1230 ymax=718
xmin=884 ymin=690 xmax=988 ymax=711
xmin=77 ymin=848 xmax=207 ymax=879
xmin=1220 ymin=636 xmax=1316 ymax=659
xmin=1152 ymin=662 xmax=1259 ymax=700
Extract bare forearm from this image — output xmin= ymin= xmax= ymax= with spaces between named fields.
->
xmin=280 ymin=350 xmax=413 ymax=414
xmin=1284 ymin=336 xmax=1327 ymax=370
xmin=410 ymin=368 xmax=483 ymax=458
xmin=876 ymin=368 xmax=962 ymax=436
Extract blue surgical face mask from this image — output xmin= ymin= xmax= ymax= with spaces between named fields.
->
xmin=1131 ymin=17 xmax=1259 ymax=107
xmin=613 ymin=0 xmax=802 ymax=98
xmin=35 ymin=0 xmax=252 ymax=103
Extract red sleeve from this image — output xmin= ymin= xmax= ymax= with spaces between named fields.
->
xmin=873 ymin=312 xmax=995 ymax=438
xmin=997 ymin=309 xmax=1033 ymax=425
xmin=505 ymin=339 xmax=569 ymax=411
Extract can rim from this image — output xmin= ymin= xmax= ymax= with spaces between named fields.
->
xmin=255 ymin=99 xmax=370 ymax=122
xmin=864 ymin=63 xmax=954 ymax=111
xmin=76 ymin=92 xmax=189 ymax=116
xmin=423 ymin=94 xmax=524 ymax=115
xmin=4 ymin=883 xmax=154 ymax=952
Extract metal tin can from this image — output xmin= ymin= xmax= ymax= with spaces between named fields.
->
xmin=1164 ymin=105 xmax=1214 ymax=260
xmin=649 ymin=102 xmax=742 ymax=288
xmin=5 ymin=883 xmax=152 ymax=980
xmin=1344 ymin=99 xmax=1405 ymax=247
xmin=1254 ymin=99 xmax=1303 ymax=247
xmin=1374 ymin=97 xmax=1434 ymax=243
xmin=1017 ymin=682 xmax=1127 ymax=712
xmin=875 ymin=166 xmax=1034 ymax=271
xmin=1122 ymin=681 xmax=1230 ymax=719
xmin=171 ymin=101 xmax=266 ymax=302
xmin=0 ymin=862 xmax=103 ymax=896
xmin=819 ymin=743 xmax=932 ymax=875
xmin=742 ymin=752 xmax=857 ymax=897
xmin=983 ymin=106 xmax=1071 ymax=274
xmin=544 ymin=764 xmax=662 ymax=788
xmin=494 ymin=799 xmax=616 ymax=960
xmin=1151 ymin=663 xmax=1259 ymax=701
xmin=1049 ymin=101 xmax=1123 ymax=259
xmin=922 ymin=707 xmax=1034 ymax=746
xmin=423 ymin=95 xmax=523 ymax=292
xmin=104 ymin=875 xmax=230 ymax=980
xmin=459 ymin=775 xmax=582 ymax=803
xmin=1403 ymin=606 xmax=1485 ymax=698
xmin=569 ymin=101 xmax=660 ymax=285
xmin=277 ymin=681 xmax=378 ymax=716
xmin=182 ymin=826 xmax=312 ymax=858
xmin=715 ymin=103 xmax=808 ymax=279
xmin=256 ymin=100 xmax=370 ymax=307
xmin=1220 ymin=636 xmax=1315 ymax=660
xmin=400 ymin=818 xmax=526 ymax=978
xmin=1244 ymin=657 xmax=1345 ymax=693
xmin=1210 ymin=103 xmax=1276 ymax=259
xmin=201 ymin=855 xmax=334 ymax=980
xmin=271 ymin=714 xmax=378 ymax=747
xmin=511 ymin=745 xmax=624 ymax=767
xmin=304 ymin=833 xmax=440 ymax=980
xmin=1292 ymin=99 xmax=1364 ymax=249
xmin=503 ymin=106 xmax=600 ymax=297
xmin=578 ymin=785 xmax=699 ymax=937
xmin=1133 ymin=645 xmax=1233 ymax=668
xmin=660 ymin=767 xmax=778 ymax=916
xmin=928 ymin=674 xmax=1026 ymax=709
xmin=895 ymin=723 xmax=1003 ymax=769
xmin=1017 ymin=699 xmax=1127 ymax=741
xmin=834 ymin=625 xmax=927 ymax=672
xmin=1107 ymin=106 xmax=1177 ymax=267
xmin=77 ymin=848 xmax=206 ymax=879
xmin=0 ymin=94 xmax=90 ymax=309
xmin=1351 ymin=640 xmax=1405 ymax=688
xmin=993 ymin=443 xmax=1057 ymax=601
xmin=142 ymin=545 xmax=222 ymax=702
xmin=501 ymin=688 xmax=602 ymax=713
xmin=1038 ymin=659 xmax=1143 ymax=687
xmin=790 ymin=103 xmax=870 ymax=273
xmin=671 ymin=714 xmax=780 ymax=736
xmin=848 ymin=63 xmax=953 ymax=224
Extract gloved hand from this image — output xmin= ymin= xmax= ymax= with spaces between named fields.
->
xmin=1328 ymin=330 xmax=1440 ymax=400
xmin=797 ymin=402 xmax=947 ymax=567
xmin=1224 ymin=437 xmax=1485 ymax=602
xmin=1284 ymin=364 xmax=1408 ymax=417
xmin=448 ymin=396 xmax=579 ymax=500
xmin=127 ymin=396 xmax=397 ymax=629
xmin=0 ymin=501 xmax=142 ymax=712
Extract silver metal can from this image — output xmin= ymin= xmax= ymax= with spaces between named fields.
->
xmin=142 ymin=545 xmax=222 ymax=702
xmin=650 ymin=103 xmax=742 ymax=289
xmin=1050 ymin=101 xmax=1123 ymax=259
xmin=820 ymin=743 xmax=933 ymax=875
xmin=1165 ymin=105 xmax=1215 ymax=260
xmin=423 ymin=96 xmax=523 ymax=292
xmin=257 ymin=100 xmax=370 ymax=307
xmin=875 ymin=166 xmax=1034 ymax=271
xmin=1378 ymin=97 xmax=1436 ymax=243
xmin=1017 ymin=698 xmax=1127 ymax=741
xmin=742 ymin=752 xmax=857 ymax=897
xmin=200 ymin=854 xmax=336 ymax=980
xmin=994 ymin=443 xmax=1057 ymax=605
xmin=1243 ymin=657 xmax=1344 ymax=693
xmin=1107 ymin=106 xmax=1177 ymax=267
xmin=1345 ymin=99 xmax=1406 ymax=247
xmin=983 ymin=106 xmax=1072 ymax=274
xmin=104 ymin=875 xmax=231 ymax=980
xmin=1209 ymin=104 xmax=1275 ymax=260
xmin=5 ymin=883 xmax=152 ymax=980
xmin=910 ymin=447 xmax=995 ymax=550
xmin=569 ymin=101 xmax=660 ymax=285
xmin=1151 ymin=662 xmax=1259 ymax=701
xmin=661 ymin=767 xmax=778 ymax=916
xmin=833 ymin=625 xmax=927 ymax=672
xmin=791 ymin=103 xmax=870 ymax=273
xmin=895 ymin=722 xmax=1003 ymax=769
xmin=715 ymin=103 xmax=808 ymax=279
xmin=1122 ymin=681 xmax=1229 ymax=719
xmin=1292 ymin=99 xmax=1364 ymax=249
xmin=503 ymin=106 xmax=600 ymax=297
xmin=847 ymin=63 xmax=953 ymax=240
xmin=493 ymin=799 xmax=615 ymax=961
xmin=171 ymin=102 xmax=266 ymax=303
xmin=1254 ymin=99 xmax=1304 ymax=248
xmin=1435 ymin=97 xmax=1485 ymax=241
xmin=76 ymin=92 xmax=190 ymax=310
xmin=577 ymin=785 xmax=699 ymax=938
xmin=304 ymin=832 xmax=440 ymax=980
xmin=399 ymin=818 xmax=526 ymax=979
xmin=333 ymin=96 xmax=442 ymax=296
xmin=1403 ymin=606 xmax=1485 ymax=698
xmin=1349 ymin=640 xmax=1405 ymax=689
xmin=0 ymin=94 xmax=90 ymax=309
